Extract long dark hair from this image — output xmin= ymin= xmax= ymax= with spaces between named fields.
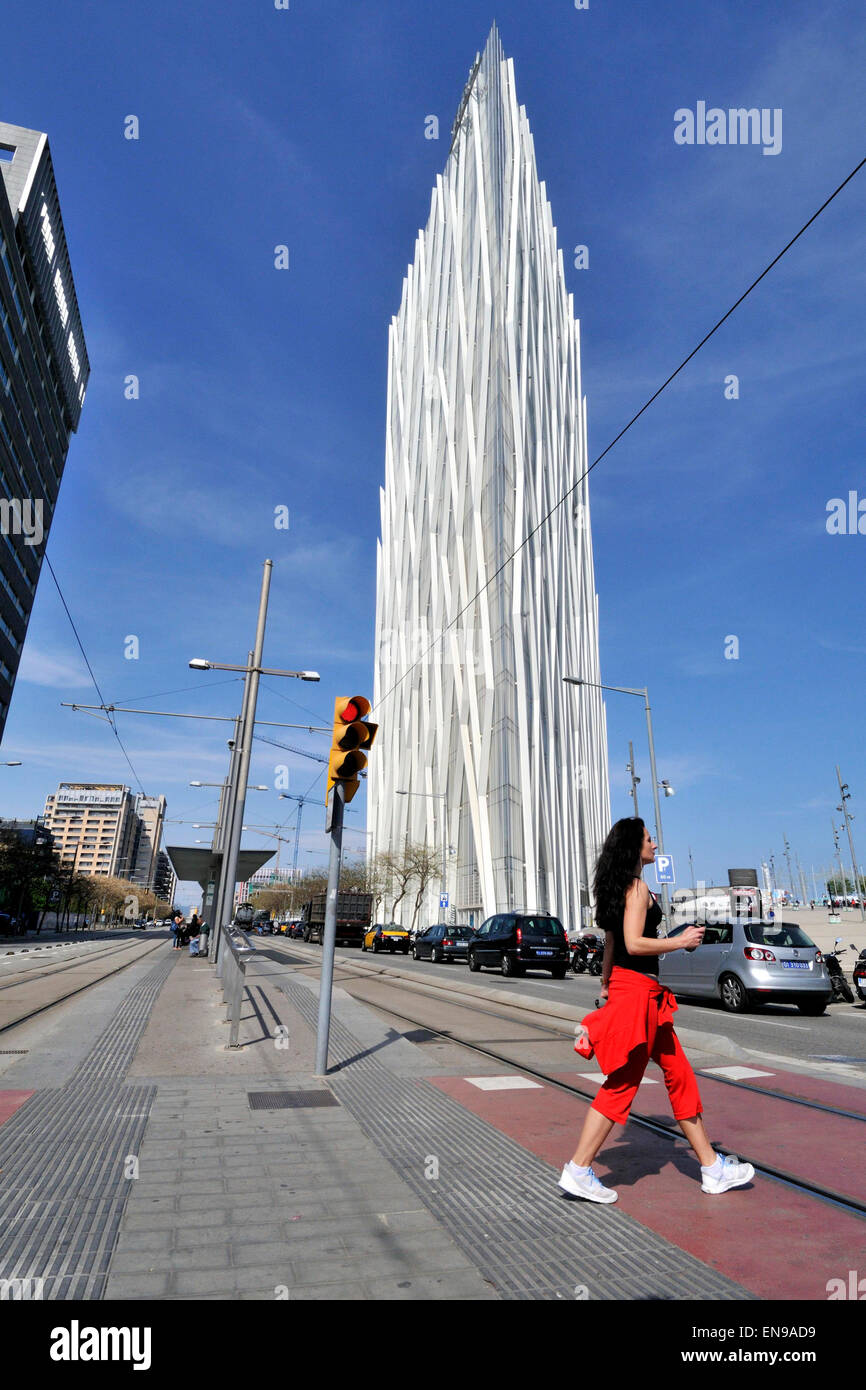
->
xmin=593 ymin=817 xmax=646 ymax=931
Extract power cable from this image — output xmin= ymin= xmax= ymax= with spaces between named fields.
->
xmin=259 ymin=680 xmax=331 ymax=726
xmin=109 ymin=677 xmax=242 ymax=706
xmin=44 ymin=556 xmax=147 ymax=795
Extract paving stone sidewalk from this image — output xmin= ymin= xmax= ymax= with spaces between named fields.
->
xmin=105 ymin=953 xmax=498 ymax=1300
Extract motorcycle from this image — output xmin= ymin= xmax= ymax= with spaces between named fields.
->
xmin=852 ymin=948 xmax=866 ymax=1004
xmin=824 ymin=939 xmax=856 ymax=1004
xmin=571 ymin=932 xmax=604 ymax=976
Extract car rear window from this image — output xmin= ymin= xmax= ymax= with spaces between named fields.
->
xmin=519 ymin=917 xmax=565 ymax=938
xmin=744 ymin=922 xmax=816 ymax=948
xmin=444 ymin=927 xmax=473 ymax=940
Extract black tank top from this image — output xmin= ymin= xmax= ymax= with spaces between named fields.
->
xmin=609 ymin=878 xmax=662 ymax=978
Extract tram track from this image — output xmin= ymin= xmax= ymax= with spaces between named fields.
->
xmin=0 ymin=938 xmax=167 ymax=1037
xmin=0 ymin=938 xmax=152 ymax=992
xmin=270 ymin=937 xmax=866 ymax=1125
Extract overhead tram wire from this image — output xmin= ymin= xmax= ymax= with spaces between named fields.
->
xmin=108 ymin=676 xmax=243 ymax=706
xmin=371 ymin=152 xmax=866 ymax=719
xmin=44 ymin=555 xmax=147 ymax=796
xmin=258 ymin=680 xmax=331 ymax=728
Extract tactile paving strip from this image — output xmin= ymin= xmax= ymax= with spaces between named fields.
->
xmin=0 ymin=953 xmax=175 ymax=1299
xmin=283 ymin=979 xmax=756 ymax=1302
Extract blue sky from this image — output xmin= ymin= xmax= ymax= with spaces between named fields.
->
xmin=1 ymin=0 xmax=864 ymax=906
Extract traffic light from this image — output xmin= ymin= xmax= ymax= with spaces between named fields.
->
xmin=327 ymin=696 xmax=378 ymax=807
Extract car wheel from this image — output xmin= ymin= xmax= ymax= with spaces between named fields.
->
xmin=719 ymin=973 xmax=750 ymax=1013
xmin=372 ymin=940 xmax=380 ymax=954
xmin=468 ymin=951 xmax=480 ymax=972
xmin=431 ymin=946 xmax=441 ymax=964
xmin=412 ymin=945 xmax=420 ymax=960
xmin=361 ymin=940 xmax=367 ymax=951
xmin=797 ymin=999 xmax=827 ymax=1015
xmin=501 ymin=953 xmax=522 ymax=978
xmin=550 ymin=966 xmax=567 ymax=980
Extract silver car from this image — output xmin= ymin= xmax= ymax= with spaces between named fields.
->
xmin=659 ymin=918 xmax=832 ymax=1015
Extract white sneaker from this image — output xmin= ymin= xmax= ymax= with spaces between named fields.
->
xmin=558 ymin=1162 xmax=618 ymax=1203
xmin=701 ymin=1153 xmax=755 ymax=1195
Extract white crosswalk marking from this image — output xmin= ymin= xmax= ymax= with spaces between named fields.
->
xmin=465 ymin=1076 xmax=544 ymax=1091
xmin=702 ymin=1066 xmax=776 ymax=1080
xmin=575 ymin=1072 xmax=658 ymax=1085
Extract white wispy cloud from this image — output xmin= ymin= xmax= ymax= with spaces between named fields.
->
xmin=16 ymin=647 xmax=92 ymax=690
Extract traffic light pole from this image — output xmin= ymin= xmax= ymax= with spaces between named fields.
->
xmin=315 ymin=780 xmax=346 ymax=1076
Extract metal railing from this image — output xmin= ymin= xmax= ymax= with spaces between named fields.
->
xmin=219 ymin=925 xmax=255 ymax=1048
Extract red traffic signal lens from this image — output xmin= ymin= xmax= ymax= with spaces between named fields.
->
xmin=341 ymin=700 xmax=360 ymax=723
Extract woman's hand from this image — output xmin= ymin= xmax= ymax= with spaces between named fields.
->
xmin=677 ymin=925 xmax=705 ymax=951
xmin=599 ymin=982 xmax=609 ymax=1001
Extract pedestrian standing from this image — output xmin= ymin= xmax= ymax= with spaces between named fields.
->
xmin=560 ymin=817 xmax=755 ymax=1204
xmin=172 ymin=912 xmax=184 ymax=950
xmin=188 ymin=916 xmax=201 ymax=957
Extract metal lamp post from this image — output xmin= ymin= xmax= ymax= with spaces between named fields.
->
xmin=836 ymin=766 xmax=865 ymax=922
xmin=190 ymin=559 xmax=320 ymax=963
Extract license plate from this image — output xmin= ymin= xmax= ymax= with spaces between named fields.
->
xmin=782 ymin=961 xmax=809 ymax=970
xmin=536 ymin=950 xmax=553 ymax=957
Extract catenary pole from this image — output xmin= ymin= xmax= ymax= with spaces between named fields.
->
xmin=643 ymin=692 xmax=670 ymax=926
xmin=836 ymin=765 xmax=866 ymax=922
xmin=218 ymin=562 xmax=273 ymax=954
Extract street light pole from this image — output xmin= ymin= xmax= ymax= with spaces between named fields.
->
xmin=626 ymin=742 xmax=640 ymax=817
xmin=642 ymin=693 xmax=670 ymax=927
xmin=212 ymin=696 xmax=249 ymax=965
xmin=564 ymin=677 xmax=672 ymax=927
xmin=831 ymin=821 xmax=847 ymax=902
xmin=836 ymin=765 xmax=866 ymax=922
xmin=218 ymin=561 xmax=272 ymax=952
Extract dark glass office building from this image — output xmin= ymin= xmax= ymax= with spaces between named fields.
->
xmin=0 ymin=121 xmax=89 ymax=738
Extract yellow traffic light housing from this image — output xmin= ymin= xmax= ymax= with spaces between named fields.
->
xmin=327 ymin=696 xmax=378 ymax=806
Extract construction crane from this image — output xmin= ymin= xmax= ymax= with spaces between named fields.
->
xmin=254 ymin=734 xmax=327 ymax=764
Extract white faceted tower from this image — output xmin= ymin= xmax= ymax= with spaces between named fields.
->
xmin=370 ymin=25 xmax=611 ymax=928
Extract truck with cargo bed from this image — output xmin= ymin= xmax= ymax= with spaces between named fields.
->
xmin=301 ymin=892 xmax=373 ymax=947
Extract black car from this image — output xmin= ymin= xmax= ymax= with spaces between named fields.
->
xmin=467 ymin=913 xmax=570 ymax=978
xmin=413 ymin=924 xmax=474 ymax=963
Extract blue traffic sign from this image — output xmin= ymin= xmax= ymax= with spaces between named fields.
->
xmin=439 ymin=895 xmax=449 ymax=908
xmin=655 ymin=855 xmax=675 ymax=885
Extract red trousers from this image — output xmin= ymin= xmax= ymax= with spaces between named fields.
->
xmin=588 ymin=967 xmax=703 ymax=1126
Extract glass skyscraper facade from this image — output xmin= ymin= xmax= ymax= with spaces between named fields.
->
xmin=0 ymin=122 xmax=89 ymax=737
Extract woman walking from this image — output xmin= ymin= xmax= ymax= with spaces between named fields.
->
xmin=560 ymin=817 xmax=754 ymax=1204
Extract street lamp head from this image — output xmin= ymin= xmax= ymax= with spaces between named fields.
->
xmin=3 ymin=760 xmax=22 ymax=766
xmin=300 ymin=672 xmax=320 ymax=682
xmin=563 ymin=677 xmax=584 ymax=686
xmin=189 ymin=781 xmax=203 ymax=787
xmin=189 ymin=659 xmax=211 ymax=670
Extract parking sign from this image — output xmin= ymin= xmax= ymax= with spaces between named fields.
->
xmin=655 ymin=855 xmax=675 ymax=885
